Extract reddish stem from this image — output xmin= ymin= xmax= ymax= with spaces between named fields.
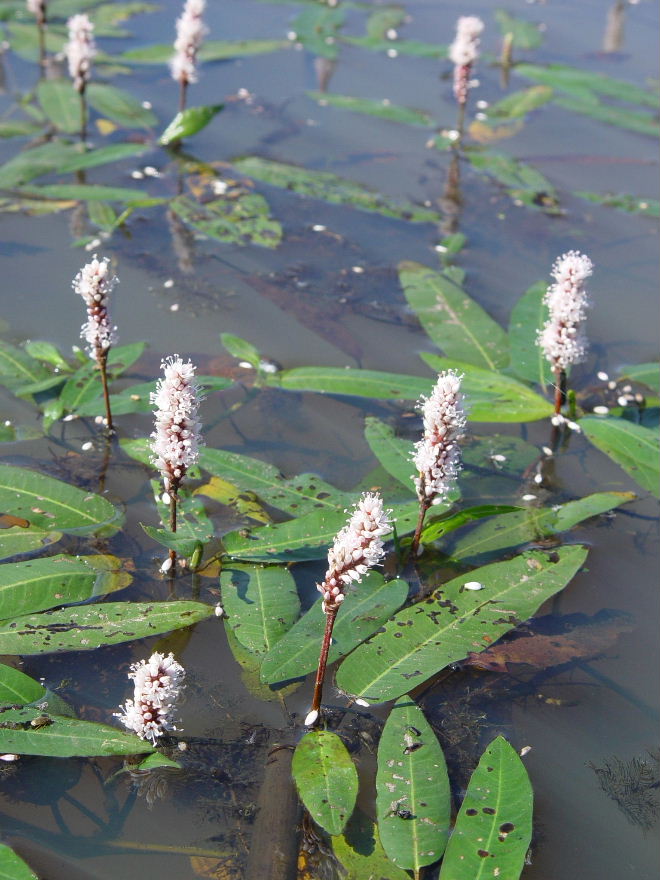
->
xmin=309 ymin=605 xmax=339 ymax=722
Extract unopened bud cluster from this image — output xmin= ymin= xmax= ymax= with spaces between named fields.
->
xmin=170 ymin=0 xmax=207 ymax=85
xmin=73 ymin=256 xmax=118 ymax=358
xmin=116 ymin=652 xmax=185 ymax=743
xmin=413 ymin=370 xmax=466 ymax=504
xmin=150 ymin=356 xmax=203 ymax=490
xmin=66 ymin=13 xmax=95 ymax=92
xmin=449 ymin=16 xmax=483 ymax=105
xmin=538 ymin=250 xmax=593 ymax=372
xmin=317 ymin=493 xmax=392 ymax=612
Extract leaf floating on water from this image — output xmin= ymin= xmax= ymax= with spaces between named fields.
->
xmin=514 ymin=62 xmax=660 ymax=109
xmin=485 ymin=86 xmax=554 ymax=120
xmin=507 ymin=281 xmax=553 ymax=388
xmin=291 ymin=5 xmax=345 ymax=59
xmin=159 ymin=104 xmax=224 ymax=145
xmin=574 ymin=190 xmax=659 ymax=218
xmin=439 ymin=736 xmax=533 ymax=880
xmin=86 ymin=83 xmax=158 ymax=129
xmin=292 ymin=730 xmax=358 ymax=836
xmin=616 ymin=363 xmax=660 ymax=392
xmin=464 ymin=148 xmax=561 ymax=213
xmin=0 ymin=844 xmax=38 ymax=880
xmin=169 ymin=193 xmax=282 ymax=248
xmin=333 ymin=810 xmax=410 ymax=880
xmin=581 ymin=417 xmax=659 ymax=497
xmin=307 ymin=91 xmax=433 ymax=127
xmin=120 ymin=38 xmax=289 ymax=64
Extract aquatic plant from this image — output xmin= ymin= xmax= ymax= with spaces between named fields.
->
xmin=170 ymin=0 xmax=208 ymax=112
xmin=116 ymin=652 xmax=186 ymax=743
xmin=449 ymin=15 xmax=484 ymax=133
xmin=26 ymin=0 xmax=47 ymax=69
xmin=65 ymin=13 xmax=96 ymax=141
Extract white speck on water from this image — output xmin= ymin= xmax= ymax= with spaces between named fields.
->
xmin=170 ymin=303 xmax=179 ymax=312
xmin=312 ymin=224 xmax=326 ymax=232
xmin=163 ymin=279 xmax=174 ymax=289
xmin=593 ymin=405 xmax=609 ymax=415
xmin=160 ymin=557 xmax=173 ymax=574
xmin=520 ymin=745 xmax=532 ymax=756
xmin=387 ymin=48 xmax=398 ymax=58
xmin=542 ymin=446 xmax=553 ymax=456
xmin=355 ymin=698 xmax=370 ymax=707
xmin=238 ymin=360 xmax=253 ymax=370
xmin=142 ymin=100 xmax=152 ymax=109
xmin=81 ymin=441 xmax=93 ymax=451
xmin=352 ymin=266 xmax=364 ymax=274
xmin=522 ymin=494 xmax=537 ymax=501
xmin=491 ymin=454 xmax=506 ymax=463
xmin=131 ymin=170 xmax=144 ymax=180
xmin=597 ymin=371 xmax=609 ymax=381
xmin=386 ymin=28 xmax=398 ymax=39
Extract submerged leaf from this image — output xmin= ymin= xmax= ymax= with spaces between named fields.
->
xmin=169 ymin=193 xmax=282 ymax=248
xmin=292 ymin=730 xmax=358 ymax=835
xmin=574 ymin=190 xmax=659 ymax=218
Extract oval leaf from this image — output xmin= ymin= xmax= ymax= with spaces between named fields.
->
xmin=377 ymin=697 xmax=451 ymax=871
xmin=37 ymin=78 xmax=82 ymax=133
xmin=581 ymin=417 xmax=659 ymax=496
xmin=0 ymin=525 xmax=62 ymax=560
xmin=292 ymin=730 xmax=358 ymax=836
xmin=159 ymin=104 xmax=223 ymax=145
xmin=336 ymin=546 xmax=588 ymax=703
xmin=86 ymin=82 xmax=158 ymax=128
xmin=439 ymin=736 xmax=532 ymax=880
xmin=333 ymin=810 xmax=410 ymax=880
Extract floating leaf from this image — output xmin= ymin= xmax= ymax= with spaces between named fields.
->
xmin=169 ymin=193 xmax=282 ymax=248
xmin=23 ymin=340 xmax=71 ymax=371
xmin=220 ymin=333 xmax=261 ymax=368
xmin=220 ymin=563 xmax=300 ymax=657
xmin=616 ymin=363 xmax=659 ymax=392
xmin=581 ymin=417 xmax=659 ymax=496
xmin=291 ymin=5 xmax=345 ymax=58
xmin=222 ymin=507 xmax=348 ymax=563
xmin=0 ymin=554 xmax=132 ymax=619
xmin=0 ymin=464 xmax=119 ymax=533
xmin=399 ymin=261 xmax=510 ymax=371
xmin=0 ymin=844 xmax=38 ymax=880
xmin=336 ymin=546 xmax=588 ymax=703
xmin=58 ymin=341 xmax=146 ymax=414
xmin=364 ymin=417 xmax=414 ymax=491
xmin=343 ymin=35 xmax=447 ymax=58
xmin=465 ymin=149 xmax=560 ymax=212
xmin=292 ymin=730 xmax=358 ymax=836
xmin=260 ymin=573 xmax=408 ymax=684
xmin=75 ymin=374 xmax=231 ymax=418
xmin=0 ymin=119 xmax=43 ymax=138
xmin=267 ymin=365 xmax=430 ymax=400
xmin=515 ymin=62 xmax=659 ymax=109
xmin=308 ymin=92 xmax=433 ymax=127
xmin=140 ymin=524 xmax=205 ymax=558
xmin=554 ymin=94 xmax=659 ymax=137
xmin=420 ymin=355 xmax=554 ymax=423
xmin=194 ymin=475 xmax=271 ymax=524
xmin=0 ymin=600 xmax=214 ymax=654
xmin=487 ymin=86 xmax=553 ymax=120
xmin=225 ymin=625 xmax=299 ymax=701
xmin=0 ymin=339 xmax=50 ymax=391
xmin=159 ymin=104 xmax=224 ymax=145
xmin=333 ymin=810 xmax=410 ymax=880
xmin=233 ymin=157 xmax=441 ymax=223
xmin=37 ymin=78 xmax=83 ymax=133
xmin=494 ymin=10 xmax=543 ymax=49
xmin=16 ymin=183 xmax=148 ymax=202
xmin=0 ymin=707 xmax=153 ymax=757
xmin=121 ymin=38 xmax=289 ymax=64
xmin=420 ymin=505 xmax=522 ymax=544
xmin=86 ymin=82 xmax=158 ymax=128
xmin=0 ymin=663 xmax=45 ymax=706
xmin=57 ymin=142 xmax=151 ymax=175
xmin=507 ymin=281 xmax=552 ymax=388
xmin=439 ymin=736 xmax=533 ymax=880
xmin=377 ymin=697 xmax=451 ymax=871
xmin=574 ymin=190 xmax=659 ymax=218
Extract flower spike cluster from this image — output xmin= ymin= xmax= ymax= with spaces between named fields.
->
xmin=27 ymin=0 xmax=45 ymax=23
xmin=116 ymin=652 xmax=185 ymax=743
xmin=317 ymin=493 xmax=392 ymax=612
xmin=538 ymin=250 xmax=593 ymax=372
xmin=170 ymin=0 xmax=207 ymax=86
xmin=73 ymin=256 xmax=118 ymax=358
xmin=449 ymin=15 xmax=484 ymax=106
xmin=413 ymin=370 xmax=466 ymax=504
xmin=150 ymin=356 xmax=203 ymax=491
xmin=66 ymin=13 xmax=96 ymax=92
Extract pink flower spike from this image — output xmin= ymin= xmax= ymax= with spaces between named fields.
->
xmin=115 ymin=652 xmax=185 ymax=743
xmin=65 ymin=13 xmax=96 ymax=92
xmin=150 ymin=356 xmax=203 ymax=490
xmin=170 ymin=0 xmax=207 ymax=86
xmin=73 ymin=256 xmax=118 ymax=358
xmin=538 ymin=250 xmax=593 ymax=372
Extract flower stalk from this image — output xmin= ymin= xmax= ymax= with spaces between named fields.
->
xmin=27 ymin=0 xmax=47 ymax=70
xmin=306 ymin=493 xmax=392 ymax=725
xmin=65 ymin=13 xmax=96 ymax=143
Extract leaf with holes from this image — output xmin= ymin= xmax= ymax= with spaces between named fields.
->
xmin=336 ymin=546 xmax=588 ymax=703
xmin=507 ymin=281 xmax=553 ymax=388
xmin=260 ymin=574 xmax=408 ymax=684
xmin=220 ymin=564 xmax=300 ymax=657
xmin=439 ymin=736 xmax=532 ymax=880
xmin=377 ymin=697 xmax=451 ymax=871
xmin=399 ymin=262 xmax=510 ymax=371
xmin=292 ymin=730 xmax=358 ymax=836
xmin=581 ymin=417 xmax=659 ymax=496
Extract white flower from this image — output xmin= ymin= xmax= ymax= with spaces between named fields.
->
xmin=150 ymin=356 xmax=203 ymax=489
xmin=413 ymin=370 xmax=466 ymax=504
xmin=73 ymin=256 xmax=118 ymax=357
xmin=65 ymin=13 xmax=96 ymax=92
xmin=170 ymin=0 xmax=207 ymax=85
xmin=538 ymin=250 xmax=593 ymax=372
xmin=317 ymin=492 xmax=392 ymax=611
xmin=449 ymin=15 xmax=484 ymax=66
xmin=116 ymin=652 xmax=185 ymax=743
xmin=27 ymin=0 xmax=45 ymax=20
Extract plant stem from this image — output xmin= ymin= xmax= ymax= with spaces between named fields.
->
xmin=169 ymin=482 xmax=178 ymax=569
xmin=37 ymin=18 xmax=47 ymax=73
xmin=97 ymin=348 xmax=113 ymax=432
xmin=179 ymin=78 xmax=188 ymax=114
xmin=553 ymin=368 xmax=566 ymax=414
xmin=409 ymin=498 xmax=431 ymax=560
xmin=79 ymin=87 xmax=88 ymax=146
xmin=309 ymin=605 xmax=339 ymax=721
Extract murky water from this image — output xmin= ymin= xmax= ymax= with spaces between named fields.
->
xmin=1 ymin=0 xmax=658 ymax=878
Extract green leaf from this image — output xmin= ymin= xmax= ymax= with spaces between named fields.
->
xmin=581 ymin=417 xmax=659 ymax=496
xmin=0 ymin=554 xmax=132 ymax=619
xmin=377 ymin=697 xmax=451 ymax=871
xmin=292 ymin=5 xmax=345 ymax=58
xmin=507 ymin=281 xmax=553 ymax=388
xmin=225 ymin=625 xmax=300 ymax=702
xmin=220 ymin=563 xmax=301 ymax=657
xmin=121 ymin=38 xmax=289 ymax=64
xmin=420 ymin=355 xmax=554 ymax=423
xmin=268 ymin=365 xmax=431 ymax=400
xmin=57 ymin=142 xmax=151 ymax=175
xmin=0 ymin=339 xmax=50 ymax=390
xmin=149 ymin=483 xmax=214 ymax=550
xmin=292 ymin=730 xmax=358 ymax=835
xmin=23 ymin=340 xmax=71 ymax=370
xmin=574 ymin=190 xmax=659 ymax=218
xmin=86 ymin=82 xmax=158 ymax=128
xmin=132 ymin=751 xmax=182 ymax=771
xmin=439 ymin=736 xmax=533 ymax=880
xmin=17 ymin=183 xmax=148 ymax=202
xmin=487 ymin=86 xmax=553 ymax=120
xmin=308 ymin=91 xmax=433 ymax=127
xmin=37 ymin=78 xmax=83 ymax=132
xmin=0 ymin=663 xmax=45 ymax=706
xmin=169 ymin=193 xmax=282 ymax=248
xmin=88 ymin=199 xmax=118 ymax=230
xmin=420 ymin=505 xmax=522 ymax=544
xmin=0 ymin=119 xmax=43 ymax=138
xmin=616 ymin=362 xmax=659 ymax=391
xmin=335 ymin=546 xmax=588 ymax=703
xmin=494 ymin=10 xmax=543 ymax=49
xmin=0 ymin=423 xmax=43 ymax=444
xmin=0 ymin=141 xmax=83 ymax=188
xmin=0 ymin=600 xmax=214 ymax=655
xmin=465 ymin=149 xmax=560 ymax=213
xmin=515 ymin=62 xmax=659 ymax=109
xmin=553 ymin=491 xmax=635 ymax=530
xmin=364 ymin=417 xmax=414 ymax=491
xmin=260 ymin=573 xmax=408 ymax=684
xmin=199 ymin=447 xmax=352 ymax=516
xmin=233 ymin=157 xmax=441 ymax=223
xmin=75 ymin=375 xmax=230 ymax=418
xmin=0 ymin=844 xmax=38 ymax=880
xmin=58 ymin=341 xmax=146 ymax=413
xmin=223 ymin=507 xmax=348 ymax=562
xmin=333 ymin=810 xmax=410 ymax=880
xmin=399 ymin=262 xmax=510 ymax=371
xmin=0 ymin=707 xmax=154 ymax=756
xmin=554 ymin=94 xmax=659 ymax=137
xmin=220 ymin=333 xmax=261 ymax=368
xmin=0 ymin=464 xmax=119 ymax=533
xmin=159 ymin=104 xmax=223 ymax=144
xmin=140 ymin=525 xmax=203 ymax=558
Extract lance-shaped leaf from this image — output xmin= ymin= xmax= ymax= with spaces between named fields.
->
xmin=261 ymin=574 xmax=408 ymax=684
xmin=291 ymin=4 xmax=345 ymax=58
xmin=159 ymin=104 xmax=223 ymax=145
xmin=58 ymin=341 xmax=146 ymax=414
xmin=0 ymin=600 xmax=214 ymax=655
xmin=420 ymin=355 xmax=553 ymax=422
xmin=494 ymin=10 xmax=543 ymax=49
xmin=267 ymin=366 xmax=430 ymax=400
xmin=225 ymin=626 xmax=300 ymax=702
xmin=377 ymin=697 xmax=451 ymax=871
xmin=220 ymin=564 xmax=300 ymax=657
xmin=0 ymin=845 xmax=38 ymax=880
xmin=581 ymin=417 xmax=659 ymax=497
xmin=439 ymin=736 xmax=533 ymax=880
xmin=76 ymin=375 xmax=231 ymax=418
xmin=0 ymin=664 xmax=44 ymax=706
xmin=0 ymin=464 xmax=119 ymax=533
xmin=223 ymin=508 xmax=348 ymax=563
xmin=336 ymin=546 xmax=588 ymax=703
xmin=420 ymin=505 xmax=522 ymax=544
xmin=37 ymin=78 xmax=83 ymax=133
xmin=616 ymin=363 xmax=660 ymax=392
xmin=86 ymin=83 xmax=158 ymax=129
xmin=0 ymin=339 xmax=50 ymax=391
xmin=0 ymin=707 xmax=154 ymax=757
xmin=399 ymin=262 xmax=510 ymax=372
xmin=0 ymin=554 xmax=132 ymax=619
xmin=507 ymin=281 xmax=553 ymax=388
xmin=574 ymin=191 xmax=659 ymax=218
xmin=121 ymin=38 xmax=289 ymax=64
xmin=292 ymin=730 xmax=358 ymax=836
xmin=485 ymin=86 xmax=553 ymax=121
xmin=308 ymin=92 xmax=433 ymax=127
xmin=364 ymin=417 xmax=415 ymax=491
xmin=514 ymin=62 xmax=659 ymax=109
xmin=0 ymin=525 xmax=62 ymax=560
xmin=464 ymin=149 xmax=560 ymax=213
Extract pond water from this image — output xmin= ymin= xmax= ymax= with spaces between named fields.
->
xmin=0 ymin=0 xmax=658 ymax=878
